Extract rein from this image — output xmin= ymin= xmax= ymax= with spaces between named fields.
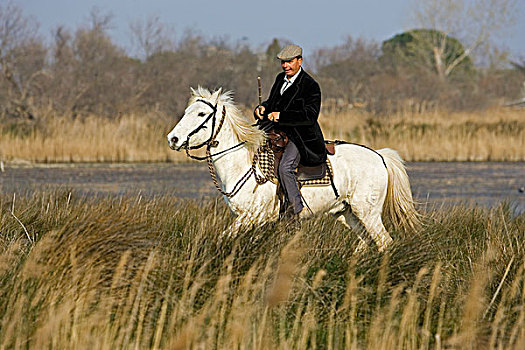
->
xmin=183 ymin=99 xmax=271 ymax=198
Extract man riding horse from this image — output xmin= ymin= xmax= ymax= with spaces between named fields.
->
xmin=254 ymin=44 xmax=327 ymax=219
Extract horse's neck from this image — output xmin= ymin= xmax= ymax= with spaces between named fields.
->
xmin=211 ymin=123 xmax=253 ymax=187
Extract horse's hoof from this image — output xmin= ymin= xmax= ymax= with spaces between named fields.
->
xmin=220 ymin=228 xmax=237 ymax=239
xmin=377 ymin=237 xmax=393 ymax=253
xmin=353 ymin=240 xmax=369 ymax=254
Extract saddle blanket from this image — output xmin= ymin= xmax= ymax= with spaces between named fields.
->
xmin=256 ymin=148 xmax=334 ymax=186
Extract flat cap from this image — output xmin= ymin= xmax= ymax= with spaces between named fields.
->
xmin=277 ymin=44 xmax=302 ymax=61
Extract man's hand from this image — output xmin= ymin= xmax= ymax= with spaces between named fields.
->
xmin=255 ymin=105 xmax=265 ymax=119
xmin=268 ymin=112 xmax=280 ymax=122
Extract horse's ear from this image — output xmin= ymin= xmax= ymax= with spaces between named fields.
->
xmin=212 ymin=88 xmax=222 ymax=104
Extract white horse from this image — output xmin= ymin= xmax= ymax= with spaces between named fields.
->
xmin=167 ymin=87 xmax=420 ymax=251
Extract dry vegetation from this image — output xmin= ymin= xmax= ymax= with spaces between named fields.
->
xmin=1 ymin=107 xmax=523 ymax=163
xmin=320 ymin=107 xmax=525 ymax=161
xmin=0 ymin=191 xmax=524 ymax=349
xmin=0 ymin=112 xmax=188 ymax=163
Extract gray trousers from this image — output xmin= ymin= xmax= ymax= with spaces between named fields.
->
xmin=278 ymin=140 xmax=304 ymax=214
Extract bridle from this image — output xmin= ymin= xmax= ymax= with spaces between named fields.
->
xmin=183 ymin=99 xmax=227 ymax=158
xmin=183 ymin=99 xmax=249 ymax=161
xmin=181 ymin=99 xmax=272 ymax=198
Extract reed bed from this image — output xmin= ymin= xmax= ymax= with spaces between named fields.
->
xmin=1 ymin=108 xmax=523 ymax=163
xmin=320 ymin=107 xmax=525 ymax=161
xmin=1 ymin=190 xmax=524 ymax=349
xmin=0 ymin=112 xmax=188 ymax=163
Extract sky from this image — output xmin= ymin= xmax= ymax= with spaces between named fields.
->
xmin=14 ymin=0 xmax=525 ymax=60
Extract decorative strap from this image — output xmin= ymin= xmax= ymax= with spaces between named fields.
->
xmin=206 ymin=143 xmax=272 ymax=198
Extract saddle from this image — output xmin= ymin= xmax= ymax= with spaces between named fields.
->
xmin=266 ymin=128 xmax=336 ymax=181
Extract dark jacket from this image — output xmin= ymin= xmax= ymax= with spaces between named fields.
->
xmin=260 ymin=69 xmax=327 ymax=166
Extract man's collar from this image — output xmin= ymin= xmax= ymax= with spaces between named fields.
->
xmin=283 ymin=67 xmax=302 ymax=84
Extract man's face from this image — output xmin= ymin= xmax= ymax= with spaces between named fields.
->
xmin=281 ymin=57 xmax=302 ymax=78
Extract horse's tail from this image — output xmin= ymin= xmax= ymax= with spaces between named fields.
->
xmin=377 ymin=148 xmax=421 ymax=232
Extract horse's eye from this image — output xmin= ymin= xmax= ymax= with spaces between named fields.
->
xmin=198 ymin=112 xmax=206 ymax=117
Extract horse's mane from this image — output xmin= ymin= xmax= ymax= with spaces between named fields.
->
xmin=189 ymin=87 xmax=266 ymax=157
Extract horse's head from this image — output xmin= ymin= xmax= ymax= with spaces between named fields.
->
xmin=167 ymin=87 xmax=222 ymax=151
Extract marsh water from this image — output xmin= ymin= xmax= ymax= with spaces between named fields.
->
xmin=1 ymin=162 xmax=524 ymax=214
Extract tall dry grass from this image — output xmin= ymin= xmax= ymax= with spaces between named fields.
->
xmin=1 ymin=107 xmax=523 ymax=163
xmin=320 ymin=107 xmax=525 ymax=161
xmin=1 ymin=191 xmax=524 ymax=349
xmin=0 ymin=112 xmax=188 ymax=163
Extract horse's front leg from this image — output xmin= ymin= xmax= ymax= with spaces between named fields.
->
xmin=221 ymin=184 xmax=280 ymax=237
xmin=221 ymin=209 xmax=277 ymax=238
xmin=221 ymin=213 xmax=250 ymax=238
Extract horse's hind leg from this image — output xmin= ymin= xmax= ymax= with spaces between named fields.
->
xmin=338 ymin=205 xmax=393 ymax=252
xmin=336 ymin=209 xmax=372 ymax=253
xmin=363 ymin=215 xmax=392 ymax=252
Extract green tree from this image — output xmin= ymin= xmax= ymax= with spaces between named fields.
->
xmin=381 ymin=29 xmax=474 ymax=79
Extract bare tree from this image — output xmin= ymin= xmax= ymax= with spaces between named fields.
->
xmin=87 ymin=6 xmax=114 ymax=32
xmin=506 ymin=57 xmax=525 ymax=104
xmin=129 ymin=16 xmax=174 ymax=60
xmin=411 ymin=0 xmax=517 ymax=79
xmin=313 ymin=36 xmax=381 ymax=108
xmin=0 ymin=1 xmax=47 ymax=119
xmin=510 ymin=57 xmax=525 ymax=75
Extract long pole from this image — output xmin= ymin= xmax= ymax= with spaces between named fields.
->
xmin=257 ymin=76 xmax=262 ymax=106
xmin=257 ymin=76 xmax=263 ymax=116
